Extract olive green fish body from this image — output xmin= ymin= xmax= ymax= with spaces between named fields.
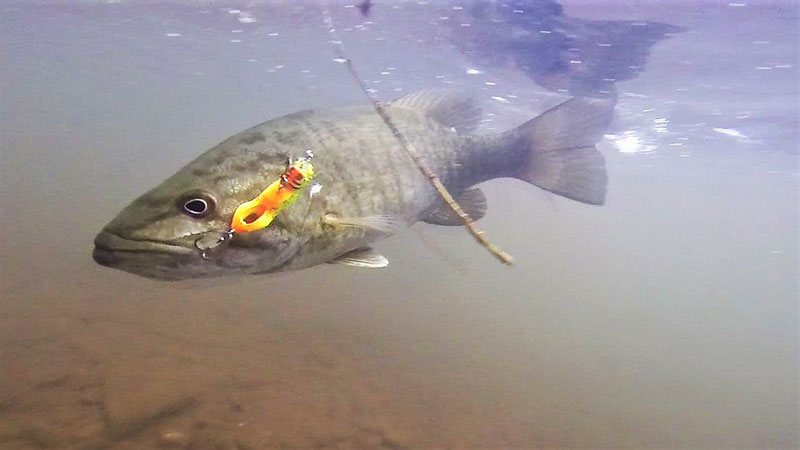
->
xmin=93 ymin=90 xmax=615 ymax=280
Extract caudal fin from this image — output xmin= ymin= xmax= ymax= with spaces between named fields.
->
xmin=511 ymin=96 xmax=615 ymax=205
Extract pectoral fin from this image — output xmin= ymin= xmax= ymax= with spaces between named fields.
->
xmin=323 ymin=214 xmax=400 ymax=233
xmin=421 ymin=187 xmax=487 ymax=226
xmin=330 ymin=247 xmax=389 ymax=268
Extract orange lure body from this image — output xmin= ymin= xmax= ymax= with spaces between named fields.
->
xmin=229 ymin=156 xmax=315 ymax=233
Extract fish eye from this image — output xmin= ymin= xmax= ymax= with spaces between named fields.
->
xmin=178 ymin=192 xmax=215 ymax=218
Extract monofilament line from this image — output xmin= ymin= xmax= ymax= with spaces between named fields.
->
xmin=321 ymin=5 xmax=513 ymax=265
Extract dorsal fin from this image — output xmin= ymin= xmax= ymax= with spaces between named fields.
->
xmin=390 ymin=89 xmax=482 ymax=134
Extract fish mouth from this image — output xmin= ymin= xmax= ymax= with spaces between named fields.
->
xmin=92 ymin=229 xmax=195 ymax=267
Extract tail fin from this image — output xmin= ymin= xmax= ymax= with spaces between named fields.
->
xmin=510 ymin=96 xmax=615 ymax=205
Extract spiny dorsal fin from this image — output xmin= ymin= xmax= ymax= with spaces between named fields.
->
xmin=331 ymin=247 xmax=389 ymax=268
xmin=390 ymin=89 xmax=482 ymax=134
xmin=422 ymin=187 xmax=487 ymax=226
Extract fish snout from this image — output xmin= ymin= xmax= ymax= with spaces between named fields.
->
xmin=93 ymin=231 xmax=119 ymax=267
xmin=92 ymin=244 xmax=116 ymax=267
xmin=92 ymin=229 xmax=199 ymax=268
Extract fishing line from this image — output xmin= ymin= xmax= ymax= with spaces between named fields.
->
xmin=413 ymin=224 xmax=469 ymax=274
xmin=320 ymin=3 xmax=514 ymax=266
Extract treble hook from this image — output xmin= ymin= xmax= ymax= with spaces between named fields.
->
xmin=195 ymin=229 xmax=235 ymax=260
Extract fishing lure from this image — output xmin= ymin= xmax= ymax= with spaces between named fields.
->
xmin=230 ymin=149 xmax=316 ymax=232
xmin=196 ymin=150 xmax=317 ymax=259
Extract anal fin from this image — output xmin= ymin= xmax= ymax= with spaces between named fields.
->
xmin=330 ymin=247 xmax=389 ymax=268
xmin=421 ymin=187 xmax=487 ymax=226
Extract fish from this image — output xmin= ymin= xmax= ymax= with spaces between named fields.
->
xmin=92 ymin=89 xmax=615 ymax=280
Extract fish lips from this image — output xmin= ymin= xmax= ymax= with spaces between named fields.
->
xmin=92 ymin=229 xmax=195 ymax=269
xmin=93 ymin=228 xmax=302 ymax=280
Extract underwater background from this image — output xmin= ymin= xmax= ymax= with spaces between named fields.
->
xmin=1 ymin=1 xmax=797 ymax=448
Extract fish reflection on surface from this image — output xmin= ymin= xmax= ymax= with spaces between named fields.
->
xmin=438 ymin=0 xmax=683 ymax=97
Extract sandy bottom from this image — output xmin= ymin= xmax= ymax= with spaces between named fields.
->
xmin=2 ymin=167 xmax=798 ymax=450
xmin=1 ymin=263 xmax=566 ymax=450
